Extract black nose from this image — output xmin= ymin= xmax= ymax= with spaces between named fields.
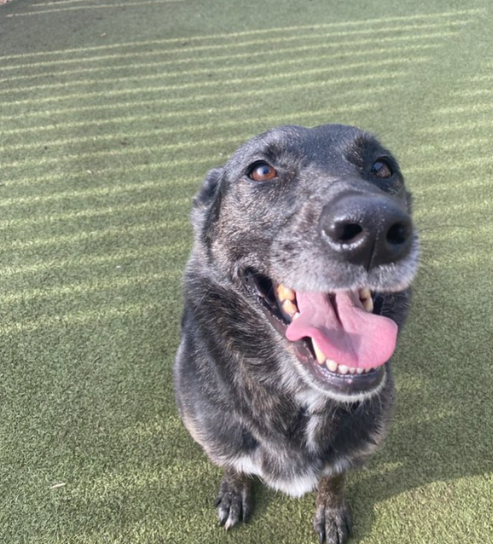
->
xmin=320 ymin=192 xmax=413 ymax=268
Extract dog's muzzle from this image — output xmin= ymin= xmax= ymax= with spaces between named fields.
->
xmin=243 ymin=271 xmax=391 ymax=398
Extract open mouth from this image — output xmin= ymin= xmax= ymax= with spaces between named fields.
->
xmin=244 ymin=271 xmax=399 ymax=397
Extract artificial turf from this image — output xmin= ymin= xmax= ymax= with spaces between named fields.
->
xmin=0 ymin=0 xmax=492 ymax=542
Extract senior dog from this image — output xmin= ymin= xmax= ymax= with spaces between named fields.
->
xmin=174 ymin=124 xmax=419 ymax=543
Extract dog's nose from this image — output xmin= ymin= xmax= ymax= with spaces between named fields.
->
xmin=320 ymin=192 xmax=413 ymax=268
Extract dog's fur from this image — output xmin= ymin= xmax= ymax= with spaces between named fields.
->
xmin=174 ymin=124 xmax=419 ymax=543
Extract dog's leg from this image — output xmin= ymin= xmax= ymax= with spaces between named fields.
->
xmin=313 ymin=473 xmax=353 ymax=544
xmin=215 ymin=469 xmax=253 ymax=530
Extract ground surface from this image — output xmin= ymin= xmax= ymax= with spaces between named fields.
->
xmin=0 ymin=0 xmax=492 ymax=543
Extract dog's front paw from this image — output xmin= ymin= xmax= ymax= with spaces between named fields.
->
xmin=313 ymin=501 xmax=352 ymax=544
xmin=215 ymin=471 xmax=253 ymax=530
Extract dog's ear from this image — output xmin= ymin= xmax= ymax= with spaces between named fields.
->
xmin=192 ymin=167 xmax=224 ymax=250
xmin=193 ymin=167 xmax=223 ymax=209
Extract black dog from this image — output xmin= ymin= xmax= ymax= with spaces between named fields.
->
xmin=174 ymin=124 xmax=419 ymax=543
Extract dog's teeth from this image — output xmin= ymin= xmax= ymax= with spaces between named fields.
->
xmin=363 ymin=368 xmax=371 ymax=373
xmin=359 ymin=287 xmax=371 ymax=300
xmin=312 ymin=339 xmax=326 ymax=365
xmin=348 ymin=367 xmax=357 ymax=374
xmin=359 ymin=287 xmax=373 ymax=312
xmin=338 ymin=365 xmax=349 ymax=375
xmin=293 ymin=312 xmax=300 ymax=320
xmin=282 ymin=299 xmax=298 ymax=317
xmin=326 ymin=359 xmax=338 ymax=372
xmin=362 ymin=297 xmax=374 ymax=313
xmin=277 ymin=284 xmax=296 ymax=302
xmin=356 ymin=367 xmax=364 ymax=375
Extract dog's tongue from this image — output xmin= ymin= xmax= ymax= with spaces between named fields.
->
xmin=286 ymin=291 xmax=398 ymax=368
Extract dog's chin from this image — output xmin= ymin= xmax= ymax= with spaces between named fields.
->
xmin=296 ymin=363 xmax=387 ymax=404
xmin=241 ymin=269 xmax=401 ymax=402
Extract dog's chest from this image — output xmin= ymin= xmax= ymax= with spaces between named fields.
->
xmin=229 ymin=402 xmax=350 ymax=498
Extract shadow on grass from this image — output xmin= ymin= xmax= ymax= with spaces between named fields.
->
xmin=349 ymin=409 xmax=490 ymax=541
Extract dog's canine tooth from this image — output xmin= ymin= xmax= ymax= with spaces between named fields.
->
xmin=359 ymin=287 xmax=373 ymax=312
xmin=278 ymin=284 xmax=296 ymax=302
xmin=362 ymin=297 xmax=374 ymax=313
xmin=338 ymin=365 xmax=349 ymax=375
xmin=359 ymin=287 xmax=371 ymax=300
xmin=312 ymin=339 xmax=326 ymax=365
xmin=326 ymin=359 xmax=338 ymax=372
xmin=282 ymin=299 xmax=298 ymax=317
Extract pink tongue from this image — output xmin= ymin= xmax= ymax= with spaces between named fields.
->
xmin=286 ymin=291 xmax=398 ymax=368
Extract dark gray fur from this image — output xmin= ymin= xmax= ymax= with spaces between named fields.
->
xmin=174 ymin=124 xmax=419 ymax=543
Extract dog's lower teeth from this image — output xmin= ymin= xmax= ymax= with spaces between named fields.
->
xmin=326 ymin=359 xmax=338 ymax=372
xmin=323 ymin=360 xmax=369 ymax=376
xmin=317 ymin=352 xmax=376 ymax=377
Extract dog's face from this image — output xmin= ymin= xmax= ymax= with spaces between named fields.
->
xmin=192 ymin=124 xmax=419 ymax=402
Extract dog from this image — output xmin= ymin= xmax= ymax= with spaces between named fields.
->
xmin=174 ymin=124 xmax=419 ymax=544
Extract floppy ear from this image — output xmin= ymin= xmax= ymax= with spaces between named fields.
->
xmin=193 ymin=167 xmax=223 ymax=209
xmin=191 ymin=167 xmax=224 ymax=249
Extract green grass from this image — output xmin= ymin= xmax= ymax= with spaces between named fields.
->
xmin=0 ymin=0 xmax=492 ymax=542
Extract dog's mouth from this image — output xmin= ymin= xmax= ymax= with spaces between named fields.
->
xmin=244 ymin=271 xmax=399 ymax=397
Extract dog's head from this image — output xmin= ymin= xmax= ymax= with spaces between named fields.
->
xmin=191 ymin=124 xmax=419 ymax=402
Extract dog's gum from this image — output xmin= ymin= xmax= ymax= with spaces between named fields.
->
xmin=312 ymin=339 xmax=326 ymax=365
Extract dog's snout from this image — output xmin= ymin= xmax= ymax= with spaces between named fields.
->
xmin=320 ymin=192 xmax=413 ymax=268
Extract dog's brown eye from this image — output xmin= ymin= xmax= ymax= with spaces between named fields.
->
xmin=371 ymin=160 xmax=393 ymax=179
xmin=249 ymin=162 xmax=277 ymax=182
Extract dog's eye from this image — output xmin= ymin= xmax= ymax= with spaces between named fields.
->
xmin=371 ymin=159 xmax=393 ymax=179
xmin=248 ymin=162 xmax=277 ymax=182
